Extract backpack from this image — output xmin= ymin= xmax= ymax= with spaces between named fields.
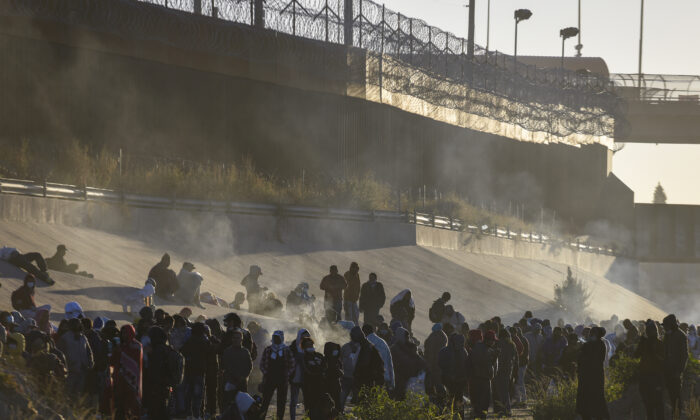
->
xmin=11 ymin=289 xmax=24 ymax=311
xmin=165 ymin=346 xmax=185 ymax=387
xmin=428 ymin=299 xmax=445 ymax=323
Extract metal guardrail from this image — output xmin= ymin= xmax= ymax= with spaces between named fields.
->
xmin=0 ymin=178 xmax=619 ymax=255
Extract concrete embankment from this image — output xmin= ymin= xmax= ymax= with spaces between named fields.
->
xmin=0 ymin=194 xmax=668 ymax=339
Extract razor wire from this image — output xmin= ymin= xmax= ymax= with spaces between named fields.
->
xmin=4 ymin=0 xmax=622 ymax=139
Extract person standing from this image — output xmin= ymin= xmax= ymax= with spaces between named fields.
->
xmin=390 ymin=327 xmax=425 ymax=400
xmin=289 ymin=328 xmax=311 ymax=420
xmin=362 ymin=324 xmax=394 ymax=390
xmin=323 ymin=341 xmax=343 ymax=412
xmin=320 ymin=266 xmax=347 ymax=321
xmin=494 ymin=329 xmax=517 ymax=417
xmin=512 ymin=326 xmax=529 ymax=404
xmin=144 ymin=326 xmax=172 ymax=420
xmin=348 ymin=327 xmax=384 ymax=402
xmin=662 ymin=314 xmax=688 ymax=419
xmin=343 ymin=262 xmax=361 ymax=326
xmin=635 ymin=320 xmax=664 ymax=420
xmin=180 ymin=322 xmax=211 ymax=419
xmin=300 ymin=337 xmax=326 ymax=419
xmin=221 ymin=329 xmax=253 ymax=408
xmin=57 ymin=318 xmax=94 ymax=396
xmin=424 ymin=323 xmax=448 ymax=405
xmin=359 ymin=273 xmax=386 ymax=327
xmin=112 ymin=325 xmax=143 ymax=420
xmin=439 ymin=333 xmax=471 ymax=419
xmin=241 ymin=265 xmax=265 ymax=314
xmin=260 ymin=331 xmax=295 ymax=420
xmin=469 ymin=330 xmax=498 ymax=419
xmin=576 ymin=326 xmax=610 ymax=420
xmin=389 ymin=290 xmax=415 ymax=333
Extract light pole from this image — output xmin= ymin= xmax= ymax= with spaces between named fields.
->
xmin=575 ymin=0 xmax=583 ymax=56
xmin=486 ymin=0 xmax=491 ymax=52
xmin=638 ymin=0 xmax=645 ymax=93
xmin=560 ymin=27 xmax=579 ymax=70
xmin=514 ymin=9 xmax=532 ymax=72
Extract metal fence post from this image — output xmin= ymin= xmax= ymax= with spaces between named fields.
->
xmin=379 ymin=4 xmax=385 ymax=102
xmin=254 ymin=0 xmax=264 ymax=28
xmin=343 ymin=0 xmax=353 ymax=46
xmin=358 ymin=0 xmax=363 ymax=48
xmin=194 ymin=0 xmax=201 ymax=15
xmin=292 ymin=1 xmax=297 ymax=36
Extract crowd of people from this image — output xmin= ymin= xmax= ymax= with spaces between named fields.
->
xmin=0 ymin=253 xmax=699 ymax=420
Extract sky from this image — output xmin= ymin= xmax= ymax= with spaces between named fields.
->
xmin=379 ymin=0 xmax=700 ymax=204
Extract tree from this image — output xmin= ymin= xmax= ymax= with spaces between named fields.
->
xmin=653 ymin=182 xmax=667 ymax=204
xmin=554 ymin=267 xmax=590 ymax=320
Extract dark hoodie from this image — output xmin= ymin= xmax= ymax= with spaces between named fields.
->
xmin=635 ymin=320 xmax=664 ymax=376
xmin=390 ymin=327 xmax=425 ymax=399
xmin=11 ymin=275 xmax=37 ymax=311
xmin=350 ymin=326 xmax=385 ymax=395
xmin=145 ymin=326 xmax=171 ymax=399
xmin=323 ymin=342 xmax=343 ymax=410
xmin=662 ymin=314 xmax=688 ymax=377
xmin=439 ymin=333 xmax=470 ymax=388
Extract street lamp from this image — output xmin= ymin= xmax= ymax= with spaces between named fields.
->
xmin=560 ymin=27 xmax=579 ymax=70
xmin=575 ymin=0 xmax=583 ymax=56
xmin=514 ymin=9 xmax=532 ymax=71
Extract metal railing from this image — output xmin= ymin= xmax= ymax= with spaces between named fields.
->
xmin=612 ymin=74 xmax=700 ymax=103
xmin=0 ymin=177 xmax=620 ymax=256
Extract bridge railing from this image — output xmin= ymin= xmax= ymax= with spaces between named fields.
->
xmin=0 ymin=177 xmax=620 ymax=256
xmin=612 ymin=74 xmax=700 ymax=103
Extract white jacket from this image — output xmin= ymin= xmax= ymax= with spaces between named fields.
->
xmin=367 ymin=332 xmax=395 ymax=389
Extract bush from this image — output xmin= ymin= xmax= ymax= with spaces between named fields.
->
xmin=344 ymin=386 xmax=450 ymax=420
xmin=553 ymin=267 xmax=591 ymax=320
xmin=529 ymin=376 xmax=579 ymax=420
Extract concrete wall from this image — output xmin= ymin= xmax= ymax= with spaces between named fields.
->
xmin=414 ymin=225 xmax=620 ymax=278
xmin=0 ymin=194 xmax=417 ymax=255
xmin=635 ymin=204 xmax=700 ymax=261
xmin=0 ymin=3 xmax=630 ymax=230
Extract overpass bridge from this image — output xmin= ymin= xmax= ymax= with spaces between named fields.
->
xmin=612 ymin=74 xmax=700 ymax=144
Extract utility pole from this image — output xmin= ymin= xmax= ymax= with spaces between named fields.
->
xmin=467 ymin=0 xmax=475 ymax=59
xmin=638 ymin=0 xmax=645 ymax=94
xmin=486 ymin=0 xmax=490 ymax=52
xmin=575 ymin=0 xmax=583 ymax=56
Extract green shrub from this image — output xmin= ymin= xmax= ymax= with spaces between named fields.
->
xmin=529 ymin=376 xmax=579 ymax=420
xmin=345 ymin=386 xmax=450 ymax=420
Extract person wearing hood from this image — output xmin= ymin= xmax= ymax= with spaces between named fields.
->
xmin=424 ymin=323 xmax=448 ymax=403
xmin=339 ymin=328 xmax=362 ymax=410
xmin=112 ymin=324 xmax=143 ymax=420
xmin=390 ymin=326 xmax=425 ymax=400
xmin=494 ymin=329 xmax=518 ymax=417
xmin=0 ymin=246 xmax=54 ymax=285
xmin=320 ymin=265 xmax=347 ymax=321
xmin=348 ymin=326 xmax=384 ymax=403
xmin=222 ymin=328 xmax=253 ymax=408
xmin=57 ymin=318 xmax=94 ymax=396
xmin=148 ymin=253 xmax=178 ymax=300
xmin=359 ymin=272 xmax=386 ymax=327
xmin=289 ymin=328 xmax=311 ymax=420
xmin=469 ymin=330 xmax=498 ymax=419
xmin=441 ymin=305 xmax=465 ymax=332
xmin=635 ymin=319 xmax=664 ymax=420
xmin=439 ymin=333 xmax=470 ymax=418
xmin=242 ymin=265 xmax=265 ymax=313
xmin=542 ymin=326 xmax=567 ymax=375
xmin=389 ymin=290 xmax=415 ymax=333
xmin=662 ymin=314 xmax=688 ymax=419
xmin=298 ymin=337 xmax=326 ymax=419
xmin=222 ymin=313 xmax=258 ymax=361
xmin=362 ymin=324 xmax=394 ymax=390
xmin=64 ymin=301 xmax=85 ymax=320
xmin=576 ymin=326 xmax=610 ymax=420
xmin=11 ymin=274 xmax=51 ymax=319
xmin=428 ymin=292 xmax=451 ymax=324
xmin=175 ymin=262 xmax=205 ymax=308
xmin=260 ymin=330 xmax=296 ymax=420
xmin=524 ymin=323 xmax=544 ymax=374
xmin=343 ymin=262 xmax=361 ymax=326
xmin=323 ymin=341 xmax=343 ymax=412
xmin=181 ymin=322 xmax=212 ymax=419
xmin=144 ymin=326 xmax=172 ymax=420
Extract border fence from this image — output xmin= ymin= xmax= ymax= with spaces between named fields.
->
xmin=6 ymin=0 xmax=622 ymax=139
xmin=0 ymin=177 xmax=620 ymax=256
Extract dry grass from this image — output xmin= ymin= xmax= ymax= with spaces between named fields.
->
xmin=0 ymin=138 xmax=532 ymax=230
